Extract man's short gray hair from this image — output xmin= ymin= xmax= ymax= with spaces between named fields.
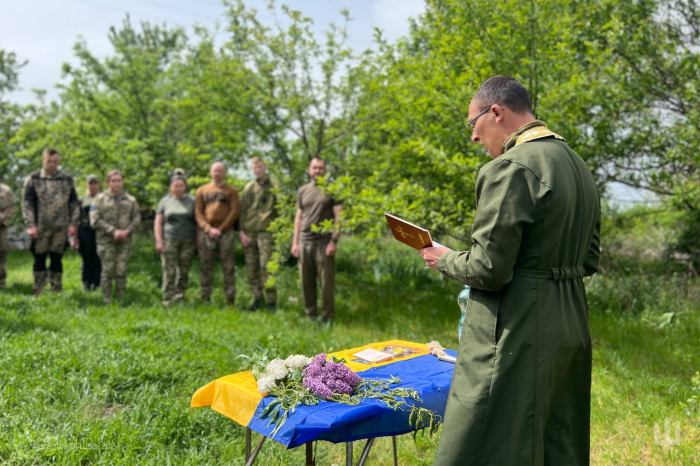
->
xmin=473 ymin=76 xmax=533 ymax=115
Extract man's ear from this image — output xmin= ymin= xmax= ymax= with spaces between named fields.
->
xmin=491 ymin=104 xmax=502 ymax=120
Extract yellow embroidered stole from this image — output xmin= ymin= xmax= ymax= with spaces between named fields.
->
xmin=514 ymin=126 xmax=565 ymax=147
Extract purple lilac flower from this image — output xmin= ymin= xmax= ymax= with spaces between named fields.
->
xmin=301 ymin=353 xmax=362 ymax=399
xmin=303 ymin=376 xmax=334 ymax=398
xmin=326 ymin=378 xmax=353 ymax=395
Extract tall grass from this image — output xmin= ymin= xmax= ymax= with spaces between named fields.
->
xmin=0 ymin=234 xmax=698 ymax=464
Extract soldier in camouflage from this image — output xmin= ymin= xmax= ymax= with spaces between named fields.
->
xmin=239 ymin=157 xmax=278 ymax=311
xmin=22 ymin=148 xmax=80 ymax=295
xmin=78 ymin=174 xmax=101 ymax=290
xmin=0 ymin=182 xmax=16 ymax=289
xmin=90 ymin=170 xmax=141 ymax=304
xmin=154 ymin=175 xmax=196 ymax=306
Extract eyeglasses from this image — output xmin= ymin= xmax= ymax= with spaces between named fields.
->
xmin=465 ymin=105 xmax=504 ymax=129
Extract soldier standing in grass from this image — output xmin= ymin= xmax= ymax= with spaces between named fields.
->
xmin=90 ymin=170 xmax=141 ymax=304
xmin=78 ymin=174 xmax=101 ymax=291
xmin=154 ymin=175 xmax=196 ymax=306
xmin=22 ymin=148 xmax=80 ymax=295
xmin=421 ymin=76 xmax=600 ymax=466
xmin=0 ymin=181 xmax=16 ymax=289
xmin=239 ymin=157 xmax=278 ymax=311
xmin=291 ymin=157 xmax=342 ymax=323
xmin=195 ymin=161 xmax=240 ymax=306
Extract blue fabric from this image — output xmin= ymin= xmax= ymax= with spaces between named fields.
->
xmin=248 ymin=351 xmax=456 ymax=448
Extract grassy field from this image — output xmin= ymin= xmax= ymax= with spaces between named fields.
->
xmin=0 ymin=236 xmax=698 ymax=465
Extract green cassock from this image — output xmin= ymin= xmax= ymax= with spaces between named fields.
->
xmin=435 ymin=121 xmax=601 ymax=466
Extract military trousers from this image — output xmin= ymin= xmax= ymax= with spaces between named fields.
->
xmin=31 ymin=227 xmax=68 ymax=293
xmin=243 ymin=232 xmax=276 ymax=304
xmin=78 ymin=225 xmax=101 ymax=290
xmin=199 ymin=228 xmax=235 ymax=300
xmin=161 ymin=238 xmax=196 ymax=305
xmin=97 ymin=238 xmax=132 ymax=304
xmin=299 ymin=237 xmax=335 ymax=320
xmin=0 ymin=225 xmax=8 ymax=288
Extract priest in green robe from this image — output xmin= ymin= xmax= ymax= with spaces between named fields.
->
xmin=421 ymin=76 xmax=600 ymax=466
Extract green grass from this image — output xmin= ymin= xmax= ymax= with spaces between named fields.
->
xmin=0 ymin=237 xmax=698 ymax=465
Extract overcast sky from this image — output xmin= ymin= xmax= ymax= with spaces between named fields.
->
xmin=0 ymin=0 xmax=425 ymax=105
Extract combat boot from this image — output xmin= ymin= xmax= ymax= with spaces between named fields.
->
xmin=49 ymin=271 xmax=62 ymax=293
xmin=33 ymin=270 xmax=48 ymax=296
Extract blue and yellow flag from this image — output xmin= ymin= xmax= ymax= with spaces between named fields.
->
xmin=191 ymin=340 xmax=456 ymax=448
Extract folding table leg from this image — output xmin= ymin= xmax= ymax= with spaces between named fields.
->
xmin=245 ymin=427 xmax=252 ymax=461
xmin=345 ymin=441 xmax=353 ymax=466
xmin=305 ymin=441 xmax=315 ymax=465
xmin=392 ymin=436 xmax=398 ymax=466
xmin=357 ymin=438 xmax=375 ymax=466
xmin=244 ymin=435 xmax=266 ymax=466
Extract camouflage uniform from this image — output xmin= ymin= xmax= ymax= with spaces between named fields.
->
xmin=198 ymin=228 xmax=236 ymax=301
xmin=0 ymin=183 xmax=17 ymax=289
xmin=90 ymin=191 xmax=141 ymax=303
xmin=78 ymin=194 xmax=101 ymax=290
xmin=195 ymin=183 xmax=240 ymax=303
xmin=156 ymin=195 xmax=197 ymax=305
xmin=22 ymin=169 xmax=80 ymax=293
xmin=240 ymin=177 xmax=278 ymax=305
xmin=161 ymin=239 xmax=196 ymax=304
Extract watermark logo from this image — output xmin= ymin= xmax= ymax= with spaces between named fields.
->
xmin=653 ymin=418 xmax=680 ymax=448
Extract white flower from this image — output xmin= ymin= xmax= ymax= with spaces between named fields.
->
xmin=284 ymin=354 xmax=312 ymax=371
xmin=257 ymin=375 xmax=277 ymax=394
xmin=265 ymin=359 xmax=289 ymax=380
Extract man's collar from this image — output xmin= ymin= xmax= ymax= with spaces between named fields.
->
xmin=502 ymin=121 xmax=546 ymax=154
xmin=40 ymin=168 xmax=60 ymax=178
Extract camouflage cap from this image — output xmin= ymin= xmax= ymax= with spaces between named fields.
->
xmin=86 ymin=174 xmax=100 ymax=183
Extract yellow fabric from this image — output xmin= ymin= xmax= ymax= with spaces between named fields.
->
xmin=329 ymin=339 xmax=429 ymax=372
xmin=191 ymin=371 xmax=262 ymax=426
xmin=190 ymin=340 xmax=429 ymax=427
xmin=515 ymin=126 xmax=565 ymax=146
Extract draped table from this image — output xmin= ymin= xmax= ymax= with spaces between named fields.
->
xmin=191 ymin=340 xmax=456 ymax=465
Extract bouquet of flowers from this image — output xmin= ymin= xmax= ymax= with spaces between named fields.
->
xmin=248 ymin=350 xmax=441 ymax=437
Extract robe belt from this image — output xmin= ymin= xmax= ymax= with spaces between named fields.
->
xmin=513 ymin=266 xmax=586 ymax=282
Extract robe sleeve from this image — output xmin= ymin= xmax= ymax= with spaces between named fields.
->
xmin=438 ymin=159 xmax=548 ymax=291
xmin=583 ymin=209 xmax=601 ymax=277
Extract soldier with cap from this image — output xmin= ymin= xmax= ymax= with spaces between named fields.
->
xmin=239 ymin=157 xmax=278 ymax=311
xmin=78 ymin=174 xmax=101 ymax=290
xmin=90 ymin=170 xmax=141 ymax=304
xmin=22 ymin=148 xmax=80 ymax=295
xmin=0 ymin=181 xmax=16 ymax=289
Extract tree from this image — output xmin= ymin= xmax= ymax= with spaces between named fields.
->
xmin=13 ymin=17 xmax=194 ymax=205
xmin=0 ymin=49 xmax=26 ymax=194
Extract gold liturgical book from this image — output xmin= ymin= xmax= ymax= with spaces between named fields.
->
xmin=385 ymin=213 xmax=442 ymax=250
